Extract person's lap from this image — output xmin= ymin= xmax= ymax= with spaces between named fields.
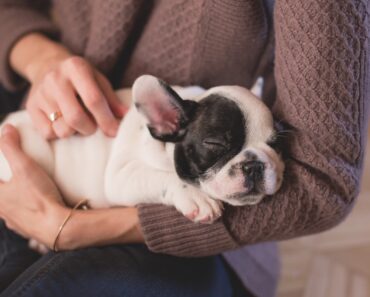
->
xmin=0 ymin=221 xmax=41 ymax=293
xmin=0 ymin=221 xmax=233 ymax=297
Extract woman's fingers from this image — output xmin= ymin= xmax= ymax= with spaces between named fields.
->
xmin=1 ymin=124 xmax=21 ymax=146
xmin=26 ymin=56 xmax=121 ymax=139
xmin=95 ymin=71 xmax=127 ymax=118
xmin=28 ymin=107 xmax=57 ymax=140
xmin=66 ymin=58 xmax=119 ymax=137
xmin=51 ymin=117 xmax=75 ymax=139
xmin=43 ymin=79 xmax=96 ymax=136
xmin=0 ymin=125 xmax=33 ymax=175
xmin=37 ymin=92 xmax=74 ymax=139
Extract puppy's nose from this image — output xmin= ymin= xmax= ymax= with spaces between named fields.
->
xmin=242 ymin=161 xmax=264 ymax=182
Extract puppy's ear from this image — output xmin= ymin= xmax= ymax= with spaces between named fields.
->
xmin=133 ymin=75 xmax=197 ymax=142
xmin=251 ymin=77 xmax=264 ymax=98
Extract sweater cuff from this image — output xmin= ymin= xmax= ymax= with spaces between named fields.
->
xmin=0 ymin=7 xmax=59 ymax=91
xmin=138 ymin=204 xmax=238 ymax=257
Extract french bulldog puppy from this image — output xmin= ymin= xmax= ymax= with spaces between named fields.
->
xmin=0 ymin=75 xmax=284 ymax=224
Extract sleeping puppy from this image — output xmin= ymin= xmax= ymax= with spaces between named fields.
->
xmin=0 ymin=75 xmax=284 ymax=225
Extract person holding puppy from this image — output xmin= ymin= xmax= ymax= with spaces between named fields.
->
xmin=0 ymin=1 xmax=368 ymax=297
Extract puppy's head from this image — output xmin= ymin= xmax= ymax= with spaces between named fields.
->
xmin=133 ymin=75 xmax=285 ymax=206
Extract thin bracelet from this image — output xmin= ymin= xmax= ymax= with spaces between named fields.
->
xmin=53 ymin=199 xmax=89 ymax=252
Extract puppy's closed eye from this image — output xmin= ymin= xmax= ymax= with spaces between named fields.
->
xmin=203 ymin=138 xmax=228 ymax=151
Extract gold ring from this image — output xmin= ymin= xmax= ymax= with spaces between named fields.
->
xmin=49 ymin=111 xmax=62 ymax=123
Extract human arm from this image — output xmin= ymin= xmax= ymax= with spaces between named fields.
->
xmin=0 ymin=124 xmax=144 ymax=250
xmin=135 ymin=0 xmax=370 ymax=257
xmin=54 ymin=207 xmax=144 ymax=250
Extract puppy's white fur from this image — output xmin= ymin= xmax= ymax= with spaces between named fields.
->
xmin=0 ymin=76 xmax=283 ymax=223
xmin=0 ymin=85 xmax=221 ymax=222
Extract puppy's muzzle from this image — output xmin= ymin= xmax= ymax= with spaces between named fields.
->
xmin=241 ymin=160 xmax=265 ymax=193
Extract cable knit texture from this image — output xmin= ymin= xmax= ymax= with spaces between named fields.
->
xmin=225 ymin=0 xmax=370 ymax=244
xmin=0 ymin=1 xmax=368 ymax=296
xmin=0 ymin=0 xmax=58 ymax=91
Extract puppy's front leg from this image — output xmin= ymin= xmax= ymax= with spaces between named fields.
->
xmin=105 ymin=160 xmax=222 ymax=222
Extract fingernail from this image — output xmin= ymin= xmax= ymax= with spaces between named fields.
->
xmin=120 ymin=105 xmax=129 ymax=116
xmin=115 ymin=105 xmax=128 ymax=119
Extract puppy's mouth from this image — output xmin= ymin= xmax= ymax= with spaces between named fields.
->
xmin=223 ymin=176 xmax=267 ymax=205
xmin=198 ymin=146 xmax=284 ymax=206
xmin=224 ymin=192 xmax=264 ymax=206
xmin=226 ymin=189 xmax=258 ymax=200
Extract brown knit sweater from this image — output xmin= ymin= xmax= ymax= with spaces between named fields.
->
xmin=0 ymin=1 xmax=368 ymax=296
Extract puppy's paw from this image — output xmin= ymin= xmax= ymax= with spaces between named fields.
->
xmin=169 ymin=184 xmax=223 ymax=223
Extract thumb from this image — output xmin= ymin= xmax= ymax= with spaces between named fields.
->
xmin=1 ymin=124 xmax=22 ymax=148
xmin=0 ymin=124 xmax=32 ymax=175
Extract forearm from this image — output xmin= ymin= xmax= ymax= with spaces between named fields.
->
xmin=10 ymin=33 xmax=71 ymax=84
xmin=225 ymin=0 xmax=369 ymax=243
xmin=137 ymin=0 xmax=369 ymax=257
xmin=56 ymin=206 xmax=144 ymax=251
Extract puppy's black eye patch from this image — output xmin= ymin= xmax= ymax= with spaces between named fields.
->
xmin=174 ymin=94 xmax=245 ymax=182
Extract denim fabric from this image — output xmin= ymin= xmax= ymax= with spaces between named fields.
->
xmin=0 ymin=222 xmax=41 ymax=293
xmin=0 ymin=84 xmax=23 ymax=117
xmin=0 ymin=221 xmax=235 ymax=297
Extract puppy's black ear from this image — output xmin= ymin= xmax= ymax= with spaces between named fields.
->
xmin=133 ymin=75 xmax=197 ymax=142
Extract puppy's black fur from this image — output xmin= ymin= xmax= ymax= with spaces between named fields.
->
xmin=142 ymin=79 xmax=283 ymax=195
xmin=173 ymin=94 xmax=246 ymax=183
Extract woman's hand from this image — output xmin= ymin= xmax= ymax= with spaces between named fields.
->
xmin=0 ymin=125 xmax=144 ymax=250
xmin=10 ymin=33 xmax=127 ymax=139
xmin=26 ymin=56 xmax=126 ymax=139
xmin=0 ymin=125 xmax=67 ymax=247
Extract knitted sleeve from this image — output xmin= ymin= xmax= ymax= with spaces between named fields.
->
xmin=138 ymin=0 xmax=370 ymax=257
xmin=0 ymin=0 xmax=58 ymax=91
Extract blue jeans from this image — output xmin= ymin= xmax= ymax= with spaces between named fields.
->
xmin=0 ymin=221 xmax=242 ymax=297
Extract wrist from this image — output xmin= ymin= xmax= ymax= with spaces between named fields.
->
xmin=10 ymin=33 xmax=72 ymax=84
xmin=34 ymin=202 xmax=69 ymax=249
xmin=56 ymin=207 xmax=144 ymax=251
xmin=113 ymin=208 xmax=144 ymax=244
